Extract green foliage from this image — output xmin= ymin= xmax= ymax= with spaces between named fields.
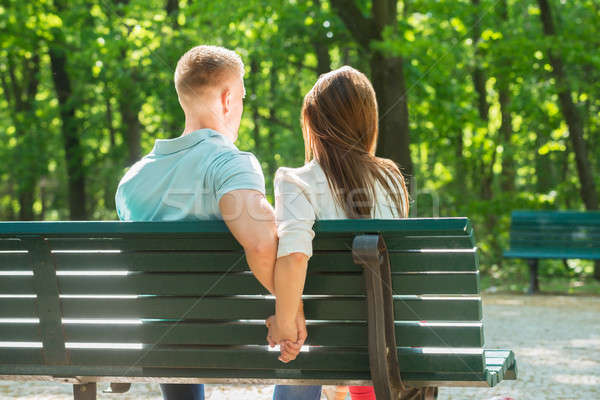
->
xmin=1 ymin=0 xmax=599 ymax=283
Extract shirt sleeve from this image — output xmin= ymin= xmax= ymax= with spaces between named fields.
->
xmin=274 ymin=168 xmax=316 ymax=258
xmin=213 ymin=152 xmax=266 ymax=203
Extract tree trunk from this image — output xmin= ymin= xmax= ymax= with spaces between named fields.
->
xmin=370 ymin=52 xmax=413 ymax=176
xmin=313 ymin=0 xmax=331 ymax=76
xmin=49 ymin=43 xmax=87 ymax=220
xmin=104 ymin=81 xmax=116 ymax=149
xmin=471 ymin=0 xmax=489 ymax=121
xmin=119 ymin=92 xmax=142 ymax=165
xmin=497 ymin=0 xmax=515 ymax=192
xmin=498 ymin=80 xmax=515 ymax=192
xmin=165 ymin=0 xmax=179 ymax=29
xmin=267 ymin=65 xmax=278 ymax=176
xmin=330 ymin=0 xmax=413 ymax=178
xmin=471 ymin=0 xmax=494 ymax=201
xmin=249 ymin=57 xmax=261 ymax=153
xmin=117 ymin=45 xmax=143 ymax=166
xmin=537 ymin=0 xmax=600 ymax=279
xmin=2 ymin=51 xmax=41 ymax=220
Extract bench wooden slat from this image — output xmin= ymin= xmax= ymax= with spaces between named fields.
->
xmin=0 ymin=239 xmax=25 ymax=251
xmin=0 ymin=349 xmax=43 ymax=363
xmin=51 ymin=251 xmax=478 ymax=272
xmin=509 ymin=226 xmax=600 ymax=234
xmin=62 ymin=347 xmax=484 ymax=374
xmin=510 ymin=237 xmax=598 ymax=247
xmin=510 ymin=234 xmax=600 ymax=245
xmin=0 ymin=322 xmax=41 ymax=340
xmin=0 ymin=253 xmax=32 ymax=270
xmin=56 ymin=272 xmax=480 ymax=296
xmin=505 ymin=210 xmax=600 ymax=261
xmin=0 ymin=276 xmax=35 ymax=294
xmin=0 ymin=218 xmax=472 ymax=236
xmin=59 ymin=297 xmax=482 ymax=321
xmin=44 ymin=235 xmax=473 ymax=252
xmin=314 ymin=235 xmax=474 ymax=251
xmin=62 ymin=321 xmax=483 ymax=348
xmin=0 ymin=299 xmax=38 ymax=318
xmin=0 ymin=325 xmax=40 ymax=341
xmin=510 ymin=210 xmax=600 ymax=221
xmin=0 ymin=364 xmax=497 ymax=387
xmin=484 ymin=349 xmax=517 ymax=386
xmin=47 ymin=236 xmax=243 ymax=251
xmin=504 ymin=249 xmax=600 ymax=259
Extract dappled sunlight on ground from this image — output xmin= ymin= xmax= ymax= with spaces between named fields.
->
xmin=1 ymin=294 xmax=599 ymax=399
xmin=441 ymin=294 xmax=600 ymax=400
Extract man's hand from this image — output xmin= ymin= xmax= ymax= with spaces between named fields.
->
xmin=265 ymin=307 xmax=307 ymax=363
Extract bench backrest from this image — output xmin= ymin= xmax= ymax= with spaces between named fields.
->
xmin=0 ymin=218 xmax=484 ymax=385
xmin=506 ymin=210 xmax=600 ymax=259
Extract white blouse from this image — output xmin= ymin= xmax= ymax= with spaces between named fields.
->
xmin=274 ymin=159 xmax=406 ymax=258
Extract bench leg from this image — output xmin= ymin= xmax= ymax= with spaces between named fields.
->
xmin=528 ymin=259 xmax=539 ymax=294
xmin=398 ymin=386 xmax=438 ymax=400
xmin=73 ymin=383 xmax=96 ymax=400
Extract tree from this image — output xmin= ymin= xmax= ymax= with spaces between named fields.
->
xmin=330 ymin=0 xmax=413 ymax=178
xmin=536 ymin=0 xmax=600 ymax=279
xmin=48 ymin=0 xmax=87 ymax=220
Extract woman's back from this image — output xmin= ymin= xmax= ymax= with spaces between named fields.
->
xmin=275 ymin=159 xmax=406 ymax=258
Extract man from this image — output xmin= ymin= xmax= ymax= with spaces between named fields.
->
xmin=115 ymin=45 xmax=304 ymax=400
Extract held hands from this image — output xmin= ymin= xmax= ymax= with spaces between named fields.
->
xmin=265 ymin=308 xmax=307 ymax=363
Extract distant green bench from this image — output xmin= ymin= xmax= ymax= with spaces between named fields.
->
xmin=504 ymin=210 xmax=600 ymax=293
xmin=0 ymin=219 xmax=516 ymax=400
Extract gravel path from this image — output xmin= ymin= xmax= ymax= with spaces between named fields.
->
xmin=1 ymin=294 xmax=598 ymax=399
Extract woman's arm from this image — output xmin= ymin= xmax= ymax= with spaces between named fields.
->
xmin=269 ymin=168 xmax=316 ymax=361
xmin=273 ymin=252 xmax=309 ymax=338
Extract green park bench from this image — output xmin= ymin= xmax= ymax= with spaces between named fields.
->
xmin=0 ymin=218 xmax=516 ymax=399
xmin=504 ymin=210 xmax=600 ymax=293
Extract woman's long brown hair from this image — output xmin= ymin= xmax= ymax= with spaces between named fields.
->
xmin=301 ymin=66 xmax=409 ymax=219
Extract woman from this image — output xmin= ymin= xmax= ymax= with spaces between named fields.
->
xmin=267 ymin=66 xmax=410 ymax=400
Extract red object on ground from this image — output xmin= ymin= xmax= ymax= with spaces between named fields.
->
xmin=349 ymin=385 xmax=376 ymax=400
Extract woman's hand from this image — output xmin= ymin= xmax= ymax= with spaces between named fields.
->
xmin=279 ymin=308 xmax=307 ymax=363
xmin=265 ymin=315 xmax=297 ymax=347
xmin=265 ymin=307 xmax=308 ymax=363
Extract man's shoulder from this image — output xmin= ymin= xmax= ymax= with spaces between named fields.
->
xmin=202 ymin=140 xmax=262 ymax=175
xmin=192 ymin=133 xmax=257 ymax=161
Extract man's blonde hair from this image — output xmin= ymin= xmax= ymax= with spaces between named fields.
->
xmin=174 ymin=45 xmax=244 ymax=98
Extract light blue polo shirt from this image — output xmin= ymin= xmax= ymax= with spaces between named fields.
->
xmin=115 ymin=129 xmax=265 ymax=221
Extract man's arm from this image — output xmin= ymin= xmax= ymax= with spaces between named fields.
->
xmin=219 ymin=189 xmax=277 ymax=294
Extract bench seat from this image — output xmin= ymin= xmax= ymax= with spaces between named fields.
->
xmin=0 ymin=218 xmax=517 ymax=398
xmin=504 ymin=210 xmax=600 ymax=292
xmin=0 ymin=348 xmax=516 ymax=388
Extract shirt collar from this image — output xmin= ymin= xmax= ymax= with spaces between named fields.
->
xmin=151 ymin=129 xmax=222 ymax=155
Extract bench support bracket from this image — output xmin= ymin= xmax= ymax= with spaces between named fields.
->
xmin=528 ymin=259 xmax=539 ymax=294
xmin=73 ymin=383 xmax=96 ymax=400
xmin=353 ymin=235 xmax=438 ymax=400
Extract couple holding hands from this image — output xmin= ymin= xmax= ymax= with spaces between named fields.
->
xmin=116 ymin=45 xmax=408 ymax=400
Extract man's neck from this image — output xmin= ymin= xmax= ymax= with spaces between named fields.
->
xmin=182 ymin=119 xmax=235 ymax=143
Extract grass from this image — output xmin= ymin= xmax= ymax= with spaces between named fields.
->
xmin=480 ymin=259 xmax=600 ymax=295
xmin=480 ymin=274 xmax=600 ymax=295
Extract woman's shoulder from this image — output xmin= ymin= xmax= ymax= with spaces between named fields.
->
xmin=275 ymin=160 xmax=325 ymax=186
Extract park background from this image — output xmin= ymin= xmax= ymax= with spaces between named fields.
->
xmin=1 ymin=1 xmax=599 ymax=294
xmin=2 ymin=1 xmax=600 ymax=399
